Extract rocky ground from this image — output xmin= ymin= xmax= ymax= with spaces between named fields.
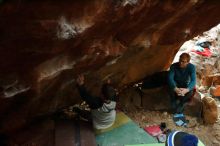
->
xmin=124 ymin=24 xmax=220 ymax=146
xmin=122 ymin=29 xmax=220 ymax=145
xmin=125 ymin=98 xmax=220 ymax=146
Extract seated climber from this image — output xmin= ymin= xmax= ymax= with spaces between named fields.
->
xmin=168 ymin=52 xmax=196 ymax=114
xmin=165 ymin=130 xmax=205 ymax=146
xmin=76 ymin=74 xmax=117 ymax=129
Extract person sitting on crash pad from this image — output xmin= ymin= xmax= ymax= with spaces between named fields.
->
xmin=76 ymin=74 xmax=117 ymax=129
xmin=165 ymin=131 xmax=205 ymax=146
xmin=167 ymin=53 xmax=196 ymax=114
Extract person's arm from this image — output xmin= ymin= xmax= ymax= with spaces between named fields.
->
xmin=76 ymin=84 xmax=92 ymax=101
xmin=76 ymin=75 xmax=103 ymax=109
xmin=76 ymin=74 xmax=91 ymax=100
xmin=168 ymin=65 xmax=177 ymax=90
xmin=187 ymin=64 xmax=196 ymax=91
xmin=168 ymin=64 xmax=183 ymax=95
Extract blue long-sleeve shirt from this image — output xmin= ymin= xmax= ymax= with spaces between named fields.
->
xmin=168 ymin=62 xmax=196 ymax=91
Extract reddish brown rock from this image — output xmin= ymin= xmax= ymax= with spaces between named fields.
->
xmin=200 ymin=75 xmax=220 ymax=87
xmin=202 ymin=96 xmax=218 ymax=124
xmin=119 ymin=87 xmax=142 ymax=112
xmin=1 ymin=0 xmax=220 ymax=134
xmin=210 ymin=85 xmax=220 ymax=97
xmin=142 ymin=87 xmax=170 ymax=111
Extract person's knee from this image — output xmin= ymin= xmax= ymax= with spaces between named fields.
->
xmin=184 ymin=91 xmax=194 ymax=101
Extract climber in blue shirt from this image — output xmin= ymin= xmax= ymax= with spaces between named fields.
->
xmin=168 ymin=53 xmax=196 ymax=114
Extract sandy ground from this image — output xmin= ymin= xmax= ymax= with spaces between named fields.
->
xmin=125 ymin=99 xmax=220 ymax=146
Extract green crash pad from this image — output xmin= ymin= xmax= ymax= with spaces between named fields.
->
xmin=95 ymin=112 xmax=157 ymax=146
xmin=125 ymin=144 xmax=163 ymax=146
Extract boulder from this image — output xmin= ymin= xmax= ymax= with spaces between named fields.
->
xmin=202 ymin=96 xmax=218 ymax=124
xmin=210 ymin=85 xmax=220 ymax=97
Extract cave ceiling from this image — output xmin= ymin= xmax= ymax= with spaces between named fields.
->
xmin=1 ymin=0 xmax=220 ymax=133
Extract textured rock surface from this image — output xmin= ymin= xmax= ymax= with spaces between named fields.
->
xmin=202 ymin=96 xmax=218 ymax=124
xmin=210 ymin=85 xmax=220 ymax=97
xmin=1 ymin=0 xmax=220 ymax=134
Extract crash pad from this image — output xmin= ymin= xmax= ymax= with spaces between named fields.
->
xmin=125 ymin=144 xmax=163 ymax=146
xmin=95 ymin=112 xmax=157 ymax=146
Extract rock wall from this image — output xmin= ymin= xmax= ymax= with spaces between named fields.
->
xmin=1 ymin=0 xmax=220 ymax=133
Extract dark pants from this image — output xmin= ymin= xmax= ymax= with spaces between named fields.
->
xmin=169 ymin=89 xmax=193 ymax=114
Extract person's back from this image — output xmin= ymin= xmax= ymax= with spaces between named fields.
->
xmin=92 ymin=100 xmax=116 ymax=129
xmin=76 ymin=75 xmax=117 ymax=129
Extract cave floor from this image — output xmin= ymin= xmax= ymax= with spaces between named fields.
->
xmin=6 ymin=99 xmax=220 ymax=146
xmin=125 ymin=98 xmax=220 ymax=146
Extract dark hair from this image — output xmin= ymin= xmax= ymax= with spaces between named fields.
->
xmin=101 ymin=83 xmax=116 ymax=101
xmin=180 ymin=53 xmax=191 ymax=62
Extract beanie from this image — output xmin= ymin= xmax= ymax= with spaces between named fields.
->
xmin=180 ymin=134 xmax=198 ymax=146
